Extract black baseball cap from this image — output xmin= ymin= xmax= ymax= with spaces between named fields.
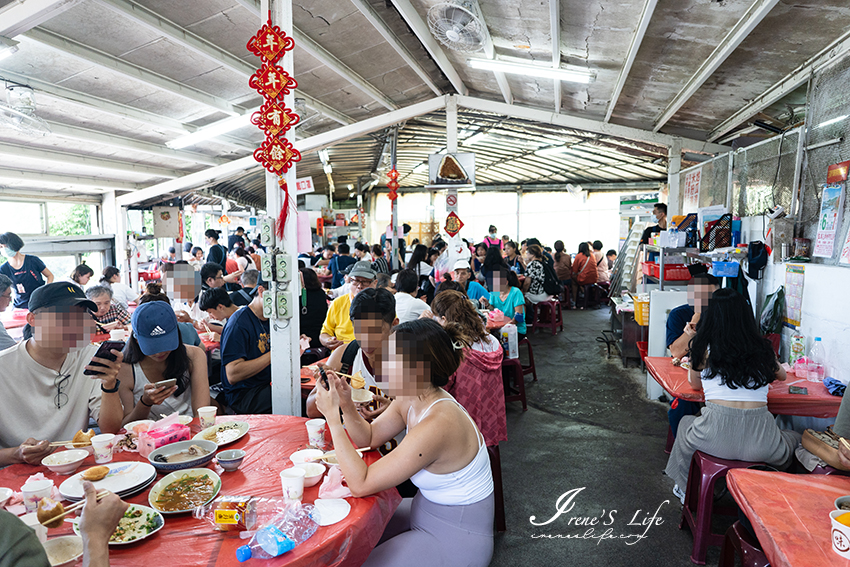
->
xmin=28 ymin=283 xmax=97 ymax=312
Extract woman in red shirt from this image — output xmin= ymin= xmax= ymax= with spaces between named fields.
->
xmin=571 ymin=242 xmax=597 ymax=308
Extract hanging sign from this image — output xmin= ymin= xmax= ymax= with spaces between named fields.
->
xmin=446 ymin=188 xmax=458 ymax=213
xmin=445 ymin=211 xmax=464 ymax=237
xmin=295 ymin=177 xmax=315 ymax=195
xmin=251 ymin=99 xmax=299 ymax=137
xmin=152 ymin=206 xmax=179 ymax=238
xmin=427 ymin=153 xmax=475 ymax=188
xmin=253 ymin=137 xmax=301 ymax=174
xmin=683 ymin=168 xmax=701 ymax=213
xmin=248 ymin=63 xmax=297 ymax=99
xmin=387 ymin=168 xmax=399 ymax=201
xmin=246 ymin=21 xmax=295 ymax=62
xmin=813 ymin=182 xmax=845 ymax=258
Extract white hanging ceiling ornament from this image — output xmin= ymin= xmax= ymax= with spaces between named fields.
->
xmin=0 ymin=84 xmax=51 ymax=137
xmin=427 ymin=1 xmax=487 ymax=53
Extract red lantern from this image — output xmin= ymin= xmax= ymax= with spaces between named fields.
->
xmin=253 ymin=137 xmax=302 ymax=174
xmin=251 ymin=99 xmax=300 ymax=137
xmin=387 ymin=168 xmax=399 ymax=180
xmin=387 ymin=180 xmax=399 ymax=191
xmin=249 ymin=63 xmax=297 ymax=100
xmin=247 ymin=20 xmax=295 ymax=63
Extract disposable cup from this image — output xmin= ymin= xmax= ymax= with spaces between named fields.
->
xmin=198 ymin=406 xmax=217 ymax=430
xmin=832 ymin=510 xmax=850 ymax=558
xmin=90 ymin=433 xmax=115 ymax=464
xmin=305 ymin=419 xmax=326 ymax=449
xmin=280 ymin=468 xmax=306 ymax=502
xmin=21 ymin=479 xmax=53 ymax=513
xmin=109 ymin=329 xmax=125 ymax=341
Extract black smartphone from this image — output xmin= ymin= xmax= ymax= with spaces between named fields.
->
xmin=789 ymin=385 xmax=808 ymax=395
xmin=319 ymin=367 xmax=329 ymax=389
xmin=83 ymin=341 xmax=125 ymax=375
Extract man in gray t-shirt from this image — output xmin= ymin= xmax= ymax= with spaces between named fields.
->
xmin=0 ymin=275 xmax=16 ymax=351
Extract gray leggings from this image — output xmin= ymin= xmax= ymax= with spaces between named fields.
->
xmin=362 ymin=491 xmax=494 ymax=567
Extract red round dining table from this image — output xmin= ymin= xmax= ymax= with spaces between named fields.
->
xmin=0 ymin=415 xmax=401 ymax=567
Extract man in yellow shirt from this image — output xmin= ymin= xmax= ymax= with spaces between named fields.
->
xmin=320 ymin=261 xmax=377 ymax=349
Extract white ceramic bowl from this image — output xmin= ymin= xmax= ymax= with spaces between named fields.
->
xmin=835 ymin=495 xmax=850 ymax=510
xmin=41 ymin=450 xmax=89 ymax=475
xmin=289 ymin=449 xmax=323 ymax=464
xmin=216 ymin=449 xmax=246 ymax=472
xmin=43 ymin=535 xmax=84 ymax=567
xmin=295 ymin=462 xmax=325 ymax=487
xmin=148 ymin=440 xmax=217 ymax=473
xmin=0 ymin=487 xmax=12 ymax=507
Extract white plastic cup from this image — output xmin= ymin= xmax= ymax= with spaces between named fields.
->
xmin=831 ymin=510 xmax=850 ymax=558
xmin=280 ymin=467 xmax=306 ymax=502
xmin=21 ymin=480 xmax=53 ymax=513
xmin=109 ymin=329 xmax=125 ymax=341
xmin=90 ymin=433 xmax=115 ymax=464
xmin=305 ymin=418 xmax=326 ymax=448
xmin=198 ymin=406 xmax=217 ymax=430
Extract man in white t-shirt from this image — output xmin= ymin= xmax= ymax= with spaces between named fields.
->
xmin=0 ymin=283 xmax=124 ymax=466
xmin=392 ymin=269 xmax=429 ymax=323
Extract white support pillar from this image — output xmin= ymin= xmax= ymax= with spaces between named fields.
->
xmin=667 ymin=138 xmax=682 ymax=215
xmin=390 ymin=127 xmax=399 ymax=270
xmin=101 ymin=190 xmax=129 ymax=283
xmin=265 ymin=0 xmax=300 ymax=416
xmin=446 ymin=95 xmax=458 ymax=154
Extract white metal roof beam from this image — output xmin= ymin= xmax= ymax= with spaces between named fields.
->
xmin=605 ymin=0 xmax=658 ymax=123
xmin=96 ymin=0 xmax=353 ymax=126
xmin=293 ymin=31 xmax=399 ymax=111
xmin=475 ymin=3 xmax=512 ymax=105
xmin=0 ymin=0 xmax=83 ymax=37
xmin=550 ymin=0 xmax=561 ymax=113
xmin=456 ymin=95 xmax=728 ymax=154
xmin=709 ymin=29 xmax=850 ymax=142
xmin=116 ymin=96 xmax=448 ymax=207
xmin=0 ymin=168 xmax=139 ymax=191
xmin=46 ymin=121 xmax=227 ymax=166
xmin=23 ymin=27 xmax=245 ymax=116
xmin=389 ymin=0 xmax=468 ymax=96
xmin=0 ymin=141 xmax=180 ymax=178
xmin=652 ymin=0 xmax=780 ymax=132
xmin=347 ymin=0 xmax=441 ymax=96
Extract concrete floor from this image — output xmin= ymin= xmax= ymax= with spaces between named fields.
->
xmin=490 ymin=306 xmax=731 ymax=567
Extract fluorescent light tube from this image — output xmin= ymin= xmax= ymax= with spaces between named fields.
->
xmin=468 ymin=59 xmax=593 ymax=83
xmin=167 ymin=110 xmax=256 ymax=149
xmin=815 ymin=115 xmax=847 ymax=129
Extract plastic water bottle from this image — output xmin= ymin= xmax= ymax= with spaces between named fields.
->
xmin=807 ymin=337 xmax=825 ymax=383
xmin=236 ymin=505 xmax=319 ymax=562
xmin=668 ymin=221 xmax=679 ymax=247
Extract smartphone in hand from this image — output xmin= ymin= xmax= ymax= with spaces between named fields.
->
xmin=152 ymin=378 xmax=177 ymax=389
xmin=83 ymin=341 xmax=125 ymax=376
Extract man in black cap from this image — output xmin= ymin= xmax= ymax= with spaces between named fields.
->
xmin=0 ymin=283 xmax=124 ymax=467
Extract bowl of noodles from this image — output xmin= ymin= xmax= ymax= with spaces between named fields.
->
xmin=147 ymin=469 xmax=221 ymax=514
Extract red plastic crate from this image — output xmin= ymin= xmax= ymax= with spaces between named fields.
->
xmin=642 ymin=262 xmax=691 ymax=281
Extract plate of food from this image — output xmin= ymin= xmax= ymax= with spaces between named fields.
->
xmin=192 ymin=421 xmax=249 ymax=447
xmin=148 ymin=469 xmax=221 ymax=514
xmin=59 ymin=462 xmax=156 ymax=501
xmin=148 ymin=440 xmax=216 ymax=473
xmin=72 ymin=504 xmax=164 ymax=545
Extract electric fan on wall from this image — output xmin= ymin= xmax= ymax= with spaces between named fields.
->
xmin=0 ymin=85 xmax=51 ymax=137
xmin=427 ymin=1 xmax=487 ymax=53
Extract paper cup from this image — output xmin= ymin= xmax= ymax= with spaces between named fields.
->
xmin=280 ymin=468 xmax=306 ymax=502
xmin=90 ymin=433 xmax=115 ymax=464
xmin=831 ymin=510 xmax=850 ymax=558
xmin=109 ymin=329 xmax=125 ymax=341
xmin=198 ymin=406 xmax=217 ymax=430
xmin=21 ymin=479 xmax=53 ymax=513
xmin=305 ymin=419 xmax=326 ymax=449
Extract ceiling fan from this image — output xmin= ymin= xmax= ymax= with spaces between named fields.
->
xmin=0 ymin=84 xmax=51 ymax=137
xmin=427 ymin=0 xmax=487 ymax=53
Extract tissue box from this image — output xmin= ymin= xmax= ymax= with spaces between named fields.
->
xmin=138 ymin=424 xmax=190 ymax=458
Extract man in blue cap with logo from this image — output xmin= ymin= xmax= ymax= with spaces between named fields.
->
xmin=0 ymin=283 xmax=124 ymax=466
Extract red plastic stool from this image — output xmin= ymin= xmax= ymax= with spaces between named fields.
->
xmin=488 ymin=445 xmax=506 ymax=533
xmin=519 ymin=337 xmax=537 ymax=382
xmin=534 ymin=299 xmax=563 ymax=336
xmin=502 ymin=358 xmax=527 ymax=411
xmin=718 ymin=521 xmax=770 ymax=567
xmin=680 ymin=451 xmax=766 ymax=564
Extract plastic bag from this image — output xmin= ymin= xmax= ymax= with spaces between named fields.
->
xmin=193 ymin=496 xmax=293 ymax=532
xmin=759 ymin=286 xmax=785 ymax=335
xmin=500 ymin=323 xmax=519 ymax=359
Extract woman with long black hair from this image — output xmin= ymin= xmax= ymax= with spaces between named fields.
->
xmin=116 ymin=301 xmax=209 ymax=423
xmin=480 ymin=244 xmax=506 ymax=292
xmin=665 ymin=288 xmax=801 ymax=503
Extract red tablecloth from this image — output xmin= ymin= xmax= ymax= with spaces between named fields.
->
xmin=727 ymin=469 xmax=850 ymax=567
xmin=1 ymin=415 xmax=400 ymax=567
xmin=645 ymin=357 xmax=841 ymax=418
xmin=201 ymin=338 xmax=220 ymax=352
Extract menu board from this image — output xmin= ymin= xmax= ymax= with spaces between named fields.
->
xmin=683 ymin=169 xmax=701 ymax=214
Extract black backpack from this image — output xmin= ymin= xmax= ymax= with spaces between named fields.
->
xmin=542 ymin=260 xmax=563 ymax=296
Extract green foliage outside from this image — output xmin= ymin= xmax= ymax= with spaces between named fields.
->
xmin=48 ymin=203 xmax=91 ymax=236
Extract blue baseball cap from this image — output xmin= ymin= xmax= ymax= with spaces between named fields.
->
xmin=131 ymin=301 xmax=179 ymax=355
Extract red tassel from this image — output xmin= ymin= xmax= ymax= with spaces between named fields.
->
xmin=276 ymin=177 xmax=288 ymax=240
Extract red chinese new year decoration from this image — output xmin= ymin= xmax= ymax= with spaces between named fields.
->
xmin=387 ymin=167 xmax=399 ymax=200
xmin=387 ymin=168 xmax=399 ymax=180
xmin=251 ymin=99 xmax=300 ymax=137
xmin=246 ymin=21 xmax=295 ymax=63
xmin=444 ymin=211 xmax=464 ymax=237
xmin=249 ymin=63 xmax=297 ymax=99
xmin=254 ymin=137 xmax=301 ymax=174
xmin=249 ymin=16 xmax=302 ymax=241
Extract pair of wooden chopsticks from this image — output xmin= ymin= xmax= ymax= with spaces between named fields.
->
xmin=840 ymin=438 xmax=850 ymax=452
xmin=48 ymin=441 xmax=91 ymax=448
xmin=40 ymin=491 xmax=109 ymax=526
xmin=313 ymin=448 xmax=365 ymax=462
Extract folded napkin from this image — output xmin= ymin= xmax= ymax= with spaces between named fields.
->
xmin=318 ymin=465 xmax=351 ymax=499
xmin=824 ymin=377 xmax=846 ymax=397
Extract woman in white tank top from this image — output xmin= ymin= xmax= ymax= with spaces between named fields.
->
xmin=315 ymin=317 xmax=494 ymax=567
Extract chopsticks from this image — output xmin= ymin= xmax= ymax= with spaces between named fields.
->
xmin=316 ymin=448 xmax=365 ymax=462
xmin=48 ymin=441 xmax=90 ymax=448
xmin=40 ymin=491 xmax=109 ymax=526
xmin=840 ymin=437 xmax=850 ymax=452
